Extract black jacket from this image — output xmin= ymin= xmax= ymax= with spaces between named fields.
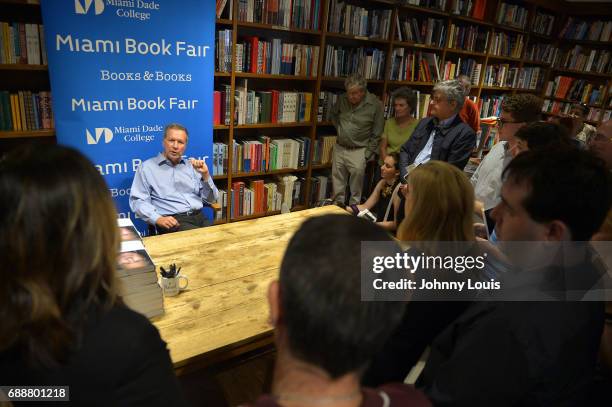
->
xmin=418 ymin=256 xmax=605 ymax=407
xmin=0 ymin=305 xmax=189 ymax=407
xmin=399 ymin=115 xmax=476 ymax=179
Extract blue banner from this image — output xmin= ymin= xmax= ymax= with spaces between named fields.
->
xmin=40 ymin=0 xmax=215 ymax=233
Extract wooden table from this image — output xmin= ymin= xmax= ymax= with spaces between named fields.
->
xmin=144 ymin=205 xmax=345 ymax=374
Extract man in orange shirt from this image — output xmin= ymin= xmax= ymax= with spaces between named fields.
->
xmin=458 ymin=74 xmax=480 ymax=133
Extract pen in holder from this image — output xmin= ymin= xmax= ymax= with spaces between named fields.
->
xmin=159 ymin=264 xmax=188 ymax=297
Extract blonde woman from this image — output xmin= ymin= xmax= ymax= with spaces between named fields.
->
xmin=364 ymin=160 xmax=479 ymax=386
xmin=398 ymin=160 xmax=475 ymax=243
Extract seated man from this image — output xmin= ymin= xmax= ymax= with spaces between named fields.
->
xmin=419 ymin=148 xmax=611 ymax=406
xmin=130 ymin=123 xmax=219 ymax=234
xmin=399 ymin=79 xmax=476 ymax=178
xmin=471 ymin=93 xmax=543 ymax=234
xmin=248 ymin=215 xmax=431 ymax=406
xmin=396 ymin=79 xmax=476 ymax=225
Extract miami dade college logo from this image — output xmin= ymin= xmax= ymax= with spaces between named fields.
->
xmin=74 ymin=0 xmax=104 ymax=15
xmin=86 ymin=128 xmax=114 ymax=144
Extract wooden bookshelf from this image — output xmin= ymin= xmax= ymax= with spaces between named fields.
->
xmin=450 ymin=15 xmax=494 ymax=27
xmin=311 ymin=163 xmax=332 ymax=170
xmin=234 ymin=122 xmax=312 ymax=129
xmin=393 ymin=41 xmax=444 ymax=52
xmin=236 ymin=21 xmax=322 ymax=35
xmin=4 ymin=0 xmax=611 ymax=224
xmin=0 ymin=63 xmax=47 ymax=71
xmin=231 ymin=167 xmax=308 ymax=179
xmin=0 ymin=129 xmax=55 ymax=139
xmin=551 ymin=68 xmax=611 ymax=79
xmin=234 ymin=72 xmax=317 ymax=80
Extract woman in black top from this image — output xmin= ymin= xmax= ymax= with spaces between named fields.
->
xmin=0 ymin=145 xmax=188 ymax=406
xmin=346 ymin=153 xmax=401 ymax=232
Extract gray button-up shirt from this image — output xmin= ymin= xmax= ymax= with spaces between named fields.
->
xmin=329 ymin=91 xmax=384 ymax=159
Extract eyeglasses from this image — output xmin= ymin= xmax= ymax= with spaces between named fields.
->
xmin=496 ymin=118 xmax=523 ymax=129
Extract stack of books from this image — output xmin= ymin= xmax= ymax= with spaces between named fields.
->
xmin=117 ymin=218 xmax=163 ymax=319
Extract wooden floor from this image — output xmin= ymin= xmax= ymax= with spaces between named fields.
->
xmin=179 ymin=349 xmax=276 ymax=407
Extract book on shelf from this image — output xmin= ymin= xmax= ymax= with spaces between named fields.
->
xmin=484 ymin=66 xmax=544 ymax=90
xmin=213 ymin=85 xmax=232 ymax=125
xmin=116 ymin=218 xmax=163 ymax=319
xmin=230 ymin=175 xmax=303 ymax=218
xmin=478 ymin=95 xmax=504 ymax=118
xmin=233 ymin=81 xmax=312 ymax=125
xmin=0 ymin=22 xmax=46 ymax=65
xmin=235 ymin=36 xmax=319 ymax=76
xmin=395 ymin=15 xmax=446 ymax=48
xmin=450 ymin=0 xmax=486 ymax=20
xmin=474 ymin=119 xmax=500 ymax=158
xmin=312 ymin=135 xmax=337 ymax=165
xmin=441 ymin=57 xmax=482 ymax=85
xmin=212 ymin=142 xmax=228 ymax=176
xmin=483 ymin=64 xmax=511 ymax=88
xmin=216 ymin=29 xmax=232 ymax=72
xmin=216 ymin=190 xmax=228 ymax=220
xmin=232 ymin=137 xmax=310 ymax=173
xmin=417 ymin=93 xmax=432 ymax=119
xmin=0 ymin=90 xmax=53 ymax=131
xmin=532 ymin=11 xmax=555 ymax=36
xmin=559 ymin=18 xmax=612 ymax=42
xmin=496 ymin=2 xmax=528 ymax=30
xmin=327 ymin=1 xmax=392 ymax=40
xmin=524 ymin=42 xmax=558 ymax=65
xmin=447 ymin=23 xmax=490 ymax=53
xmin=542 ymin=99 xmax=572 ymax=116
xmin=389 ymin=49 xmax=441 ymax=83
xmin=489 ymin=32 xmax=524 ymax=59
xmin=545 ymin=76 xmax=606 ymax=105
xmin=216 ymin=0 xmax=232 ymax=19
xmin=399 ymin=0 xmax=447 ymax=12
xmin=554 ymin=46 xmax=612 ymax=75
xmin=542 ymin=100 xmax=605 ymax=123
xmin=309 ymin=175 xmax=333 ymax=206
xmin=318 ymin=91 xmax=340 ymax=122
xmin=323 ymin=45 xmax=386 ymax=80
xmin=237 ymin=0 xmax=321 ymax=31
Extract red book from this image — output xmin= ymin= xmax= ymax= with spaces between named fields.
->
xmin=271 ymin=90 xmax=279 ymax=123
xmin=472 ymin=0 xmax=486 ymax=20
xmin=247 ymin=37 xmax=259 ymax=74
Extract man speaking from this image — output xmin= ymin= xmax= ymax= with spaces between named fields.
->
xmin=130 ymin=123 xmax=219 ymax=234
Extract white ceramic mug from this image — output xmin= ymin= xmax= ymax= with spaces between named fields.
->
xmin=161 ymin=274 xmax=189 ymax=296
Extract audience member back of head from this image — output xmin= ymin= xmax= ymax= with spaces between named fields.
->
xmin=248 ymin=214 xmax=431 ymax=407
xmin=0 ymin=145 xmax=188 ymax=406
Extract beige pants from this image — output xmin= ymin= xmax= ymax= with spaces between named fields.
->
xmin=332 ymin=144 xmax=366 ymax=205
